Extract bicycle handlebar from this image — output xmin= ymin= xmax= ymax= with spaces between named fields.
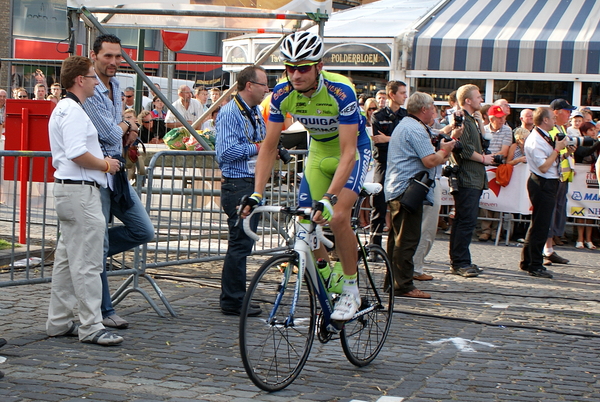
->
xmin=242 ymin=205 xmax=334 ymax=248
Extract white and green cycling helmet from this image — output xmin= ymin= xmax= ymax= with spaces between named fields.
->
xmin=280 ymin=31 xmax=324 ymax=63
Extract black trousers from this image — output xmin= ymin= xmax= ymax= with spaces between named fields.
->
xmin=521 ymin=174 xmax=558 ymax=271
xmin=370 ymin=159 xmax=387 ymax=246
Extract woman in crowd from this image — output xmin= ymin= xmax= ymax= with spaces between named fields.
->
xmin=573 ymin=122 xmax=600 ymax=249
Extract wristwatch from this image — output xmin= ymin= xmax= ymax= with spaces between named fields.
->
xmin=121 ymin=120 xmax=138 ymax=133
xmin=322 ymin=192 xmax=338 ymax=205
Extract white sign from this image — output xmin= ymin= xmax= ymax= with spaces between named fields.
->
xmin=439 ymin=163 xmax=600 ymax=219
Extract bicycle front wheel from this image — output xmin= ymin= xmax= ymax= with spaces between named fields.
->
xmin=340 ymin=244 xmax=394 ymax=366
xmin=239 ymin=253 xmax=317 ymax=392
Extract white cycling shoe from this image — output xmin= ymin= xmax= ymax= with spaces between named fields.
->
xmin=331 ymin=292 xmax=360 ymax=321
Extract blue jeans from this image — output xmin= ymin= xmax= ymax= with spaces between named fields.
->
xmin=219 ymin=178 xmax=259 ymax=311
xmin=449 ymin=187 xmax=482 ymax=269
xmin=100 ymin=183 xmax=155 ymax=318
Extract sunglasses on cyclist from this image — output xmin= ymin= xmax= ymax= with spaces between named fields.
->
xmin=284 ymin=62 xmax=318 ymax=75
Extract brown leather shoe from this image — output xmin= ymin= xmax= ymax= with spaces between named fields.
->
xmin=552 ymin=236 xmax=564 ymax=246
xmin=413 ymin=273 xmax=433 ymax=281
xmin=396 ymin=288 xmax=431 ymax=299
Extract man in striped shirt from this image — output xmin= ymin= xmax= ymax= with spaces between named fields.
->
xmin=215 ymin=66 xmax=269 ymax=317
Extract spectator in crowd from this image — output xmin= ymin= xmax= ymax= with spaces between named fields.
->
xmin=567 ymin=111 xmax=584 ymax=136
xmin=358 ymin=93 xmax=368 ymax=111
xmin=544 ymin=98 xmax=576 ymax=263
xmin=143 ymin=83 xmax=160 ymax=111
xmin=34 ymin=84 xmax=47 ymax=100
xmin=150 ymin=95 xmax=167 ymax=119
xmin=201 ymin=106 xmax=220 ymax=131
xmin=0 ymin=89 xmax=6 ymax=130
xmin=385 ymin=92 xmax=455 ymax=298
xmin=84 ymin=33 xmax=155 ymax=330
xmin=507 ymin=127 xmax=530 ymax=243
xmin=520 ymin=107 xmax=568 ymax=278
xmin=138 ymin=109 xmax=158 ymax=143
xmin=47 ymin=94 xmax=58 ymax=104
xmin=518 ymin=108 xmax=534 ymax=132
xmin=215 ymin=66 xmax=268 ymax=317
xmin=370 ymin=81 xmax=408 ymax=249
xmin=364 ymin=97 xmax=378 ymax=127
xmin=122 ymin=108 xmax=137 ymax=126
xmin=579 ymin=107 xmax=595 ymax=124
xmin=209 ymin=87 xmax=221 ymax=106
xmin=123 ymin=86 xmax=135 ymax=110
xmin=165 ymin=85 xmax=202 ymax=129
xmin=573 ymin=121 xmax=600 ymax=249
xmin=480 ymin=104 xmax=491 ymax=126
xmin=449 ymin=84 xmax=494 ymax=278
xmin=195 ymin=86 xmax=209 ymax=114
xmin=46 ymin=55 xmax=123 ymax=345
xmin=50 ymin=83 xmax=63 ymax=99
xmin=13 ymin=87 xmax=27 ymax=100
xmin=375 ymin=90 xmax=387 ymax=109
xmin=479 ymin=105 xmax=512 ymax=242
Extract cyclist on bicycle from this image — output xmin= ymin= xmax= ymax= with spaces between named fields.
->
xmin=241 ymin=31 xmax=372 ymax=321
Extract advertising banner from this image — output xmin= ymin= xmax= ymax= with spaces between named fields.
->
xmin=440 ymin=163 xmax=600 ymax=220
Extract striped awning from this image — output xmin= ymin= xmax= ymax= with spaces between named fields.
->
xmin=412 ymin=0 xmax=600 ymax=75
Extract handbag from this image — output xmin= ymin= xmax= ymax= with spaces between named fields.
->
xmin=400 ymin=171 xmax=434 ymax=214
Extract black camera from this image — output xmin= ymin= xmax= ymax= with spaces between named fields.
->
xmin=278 ymin=142 xmax=292 ymax=164
xmin=441 ymin=164 xmax=460 ymax=195
xmin=433 ymin=133 xmax=463 ymax=154
xmin=492 ymin=154 xmax=504 ymax=165
xmin=453 ymin=113 xmax=463 ymax=128
xmin=556 ymin=133 xmax=595 ymax=147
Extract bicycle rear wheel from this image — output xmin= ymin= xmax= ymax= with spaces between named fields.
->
xmin=239 ymin=253 xmax=317 ymax=392
xmin=340 ymin=244 xmax=394 ymax=366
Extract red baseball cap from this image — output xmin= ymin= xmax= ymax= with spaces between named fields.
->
xmin=488 ymin=105 xmax=506 ymax=118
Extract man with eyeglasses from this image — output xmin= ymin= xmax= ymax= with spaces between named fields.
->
xmin=215 ymin=65 xmax=270 ymax=317
xmin=83 ymin=33 xmax=155 ymax=331
xmin=122 ymin=87 xmax=135 ymax=110
xmin=137 ymin=109 xmax=161 ymax=143
xmin=165 ymin=85 xmax=203 ymax=129
xmin=241 ymin=31 xmax=372 ymax=321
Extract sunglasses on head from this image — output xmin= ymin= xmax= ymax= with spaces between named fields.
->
xmin=284 ymin=62 xmax=318 ymax=74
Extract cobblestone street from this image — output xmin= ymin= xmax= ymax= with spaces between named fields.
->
xmin=1 ymin=235 xmax=599 ymax=401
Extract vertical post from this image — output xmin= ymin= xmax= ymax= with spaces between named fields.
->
xmin=167 ymin=49 xmax=175 ymax=103
xmin=18 ymin=107 xmax=29 ymax=245
xmin=135 ymin=29 xmax=145 ymax=113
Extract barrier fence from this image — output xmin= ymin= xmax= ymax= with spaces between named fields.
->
xmin=2 ymin=148 xmax=597 ymax=316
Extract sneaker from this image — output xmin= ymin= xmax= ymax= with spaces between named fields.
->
xmin=450 ymin=266 xmax=479 ymax=278
xmin=528 ymin=269 xmax=553 ymax=279
xmin=543 ymin=252 xmax=569 ymax=265
xmin=81 ymin=329 xmax=123 ymax=346
xmin=102 ymin=314 xmax=129 ymax=329
xmin=331 ymin=292 xmax=361 ymax=321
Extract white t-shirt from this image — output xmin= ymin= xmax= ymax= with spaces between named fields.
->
xmin=49 ymin=98 xmax=108 ymax=187
xmin=165 ymin=98 xmax=203 ymax=124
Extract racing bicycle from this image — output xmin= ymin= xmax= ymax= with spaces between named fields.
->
xmin=239 ymin=183 xmax=394 ymax=391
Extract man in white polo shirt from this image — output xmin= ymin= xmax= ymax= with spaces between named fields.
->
xmin=47 ymin=56 xmax=123 ymax=346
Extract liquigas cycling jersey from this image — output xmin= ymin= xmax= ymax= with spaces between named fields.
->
xmin=269 ymin=70 xmax=372 ymax=204
xmin=269 ymin=70 xmax=370 ymax=149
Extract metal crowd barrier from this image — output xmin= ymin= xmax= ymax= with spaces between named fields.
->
xmin=0 ymin=149 xmax=307 ymax=318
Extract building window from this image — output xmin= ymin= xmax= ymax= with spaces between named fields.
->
xmin=105 ymin=28 xmax=156 ymax=49
xmin=494 ymin=80 xmax=573 ymax=104
xmin=416 ymin=78 xmax=486 ymax=102
xmin=581 ymin=82 xmax=600 ymax=107
xmin=13 ymin=0 xmax=67 ymax=40
xmin=181 ymin=31 xmax=221 ymax=55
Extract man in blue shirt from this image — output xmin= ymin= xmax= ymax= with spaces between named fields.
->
xmin=84 ymin=34 xmax=155 ymax=329
xmin=385 ymin=92 xmax=455 ymax=298
xmin=215 ymin=66 xmax=269 ymax=316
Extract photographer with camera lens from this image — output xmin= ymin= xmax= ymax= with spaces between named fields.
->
xmin=448 ymin=84 xmax=495 ymax=278
xmin=385 ymin=92 xmax=455 ymax=298
xmin=519 ymin=107 xmax=568 ymax=278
